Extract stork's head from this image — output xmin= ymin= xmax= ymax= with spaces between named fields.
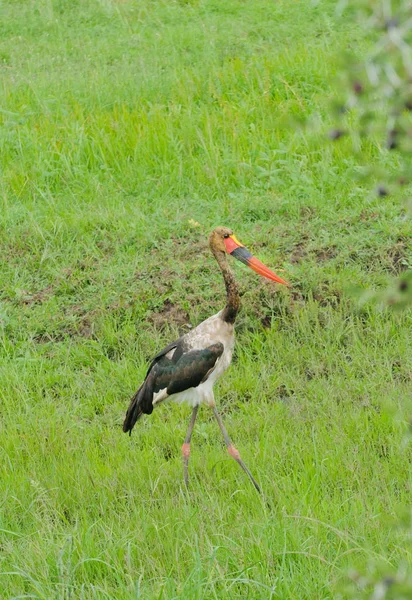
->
xmin=209 ymin=227 xmax=289 ymax=286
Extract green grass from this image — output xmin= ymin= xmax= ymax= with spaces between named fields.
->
xmin=1 ymin=0 xmax=411 ymax=598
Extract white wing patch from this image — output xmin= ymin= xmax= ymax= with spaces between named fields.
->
xmin=153 ymin=387 xmax=168 ymax=406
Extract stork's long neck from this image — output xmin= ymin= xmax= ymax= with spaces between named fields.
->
xmin=214 ymin=251 xmax=240 ymax=324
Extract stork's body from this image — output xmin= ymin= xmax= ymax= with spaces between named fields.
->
xmin=123 ymin=227 xmax=288 ymax=492
xmin=151 ymin=312 xmax=234 ymax=409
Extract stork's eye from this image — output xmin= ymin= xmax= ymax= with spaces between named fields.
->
xmin=223 ymin=233 xmax=229 ymax=238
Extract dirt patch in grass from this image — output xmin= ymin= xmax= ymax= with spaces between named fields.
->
xmin=391 ymin=360 xmax=411 ymax=383
xmin=313 ymin=287 xmax=342 ymax=307
xmin=173 ymin=237 xmax=208 ymax=258
xmin=289 ymin=240 xmax=338 ymax=266
xmin=290 ymin=288 xmax=307 ymax=304
xmin=299 ymin=206 xmax=317 ymax=220
xmin=135 ymin=268 xmax=176 ymax=296
xmin=34 ymin=320 xmax=94 ymax=343
xmin=19 ymin=285 xmax=54 ymax=305
xmin=305 ymin=363 xmax=329 ymax=380
xmin=67 ymin=305 xmax=96 ymax=338
xmin=314 ymin=245 xmax=338 ymax=262
xmin=275 ymin=384 xmax=295 ymax=402
xmin=75 ymin=318 xmax=94 ymax=339
xmin=149 ymin=299 xmax=190 ymax=330
xmin=289 ymin=240 xmax=309 ymax=264
xmin=33 ymin=331 xmax=67 ymax=344
xmin=260 ymin=314 xmax=272 ymax=328
xmin=386 ymin=239 xmax=409 ymax=274
xmin=0 ymin=230 xmax=33 ymax=260
xmin=360 ymin=210 xmax=379 ymax=221
xmin=33 ymin=304 xmax=97 ymax=343
xmin=151 ymin=236 xmax=207 ymax=262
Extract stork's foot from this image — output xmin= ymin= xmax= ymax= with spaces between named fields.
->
xmin=227 ymin=444 xmax=261 ymax=493
xmin=213 ymin=407 xmax=261 ymax=494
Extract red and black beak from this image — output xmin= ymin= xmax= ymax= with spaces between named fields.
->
xmin=224 ymin=234 xmax=289 ymax=286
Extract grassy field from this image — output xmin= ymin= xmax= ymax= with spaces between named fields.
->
xmin=1 ymin=0 xmax=411 ymax=598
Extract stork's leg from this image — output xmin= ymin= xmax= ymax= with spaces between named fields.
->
xmin=182 ymin=406 xmax=199 ymax=487
xmin=212 ymin=406 xmax=261 ymax=493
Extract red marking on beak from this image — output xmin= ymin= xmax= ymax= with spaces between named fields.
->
xmin=224 ymin=235 xmax=243 ymax=254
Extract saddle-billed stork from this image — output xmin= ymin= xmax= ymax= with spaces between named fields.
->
xmin=123 ymin=227 xmax=289 ymax=492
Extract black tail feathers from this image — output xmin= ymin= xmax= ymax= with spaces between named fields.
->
xmin=122 ymin=378 xmax=154 ymax=435
xmin=122 ymin=389 xmax=143 ymax=435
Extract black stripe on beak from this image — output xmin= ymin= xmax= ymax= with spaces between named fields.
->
xmin=231 ymin=246 xmax=253 ymax=266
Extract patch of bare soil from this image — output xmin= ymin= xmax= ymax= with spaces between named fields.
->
xmin=359 ymin=210 xmax=379 ymax=221
xmin=299 ymin=206 xmax=317 ymax=219
xmin=305 ymin=363 xmax=329 ymax=380
xmin=149 ymin=299 xmax=190 ymax=330
xmin=313 ymin=285 xmax=342 ymax=308
xmin=289 ymin=241 xmax=308 ymax=264
xmin=173 ymin=237 xmax=208 ymax=258
xmin=0 ymin=229 xmax=32 ymax=260
xmin=391 ymin=360 xmax=411 ymax=383
xmin=314 ymin=245 xmax=338 ymax=262
xmin=33 ymin=332 xmax=66 ymax=344
xmin=290 ymin=288 xmax=307 ymax=304
xmin=150 ymin=236 xmax=207 ymax=261
xmin=134 ymin=269 xmax=172 ymax=296
xmin=260 ymin=315 xmax=272 ymax=328
xmin=275 ymin=384 xmax=295 ymax=403
xmin=68 ymin=305 xmax=98 ymax=339
xmin=19 ymin=285 xmax=54 ymax=305
xmin=386 ymin=239 xmax=409 ymax=274
xmin=33 ymin=304 xmax=97 ymax=344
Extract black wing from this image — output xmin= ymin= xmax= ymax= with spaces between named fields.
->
xmin=123 ymin=340 xmax=224 ymax=434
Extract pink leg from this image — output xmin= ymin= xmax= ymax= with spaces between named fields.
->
xmin=182 ymin=406 xmax=199 ymax=487
xmin=212 ymin=406 xmax=261 ymax=493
